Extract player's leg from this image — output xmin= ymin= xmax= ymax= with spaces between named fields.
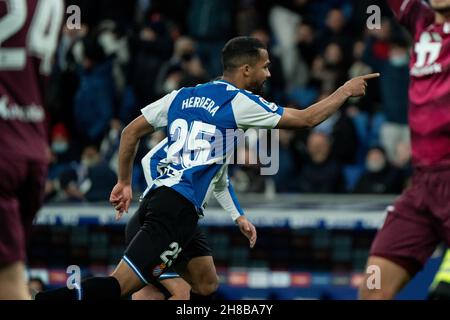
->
xmin=160 ymin=276 xmax=191 ymax=300
xmin=119 ymin=187 xmax=199 ymax=296
xmin=35 ymin=209 xmax=164 ymax=299
xmin=34 ymin=259 xmax=144 ymax=300
xmin=0 ymin=158 xmax=29 ymax=300
xmin=0 ymin=262 xmax=29 ymax=300
xmin=427 ymin=169 xmax=450 ymax=300
xmin=174 ymin=229 xmax=219 ymax=299
xmin=132 ymin=283 xmax=166 ymax=300
xmin=37 ymin=187 xmax=199 ymax=300
xmin=0 ymin=202 xmax=29 ymax=299
xmin=183 ymin=256 xmax=219 ymax=299
xmin=35 ymin=198 xmax=151 ymax=300
xmin=359 ymin=181 xmax=440 ymax=299
xmin=133 ymin=274 xmax=191 ymax=300
xmin=127 ymin=197 xmax=189 ymax=300
xmin=359 ymin=256 xmax=411 ymax=300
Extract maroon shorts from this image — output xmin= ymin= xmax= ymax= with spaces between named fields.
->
xmin=0 ymin=156 xmax=47 ymax=265
xmin=370 ymin=166 xmax=450 ymax=276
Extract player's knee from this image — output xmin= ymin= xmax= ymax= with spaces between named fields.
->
xmin=171 ymin=290 xmax=191 ymax=300
xmin=111 ymin=261 xmax=144 ymax=297
xmin=195 ymin=274 xmax=219 ymax=296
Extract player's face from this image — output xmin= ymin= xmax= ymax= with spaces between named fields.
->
xmin=247 ymin=49 xmax=271 ymax=95
xmin=430 ymin=0 xmax=450 ymax=12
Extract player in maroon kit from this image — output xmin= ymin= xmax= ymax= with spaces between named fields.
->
xmin=0 ymin=0 xmax=63 ymax=299
xmin=359 ymin=0 xmax=450 ymax=299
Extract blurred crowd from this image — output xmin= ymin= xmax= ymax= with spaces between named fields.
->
xmin=45 ymin=0 xmax=413 ymax=203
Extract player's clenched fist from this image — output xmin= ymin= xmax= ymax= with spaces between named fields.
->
xmin=340 ymin=73 xmax=380 ymax=98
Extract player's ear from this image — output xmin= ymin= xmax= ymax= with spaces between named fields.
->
xmin=242 ymin=64 xmax=251 ymax=77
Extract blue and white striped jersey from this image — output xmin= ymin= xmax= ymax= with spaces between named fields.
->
xmin=140 ymin=80 xmax=284 ymax=216
xmin=141 ymin=137 xmax=245 ymax=221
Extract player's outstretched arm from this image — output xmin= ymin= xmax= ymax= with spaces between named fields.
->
xmin=110 ymin=115 xmax=155 ymax=220
xmin=276 ymin=73 xmax=380 ymax=129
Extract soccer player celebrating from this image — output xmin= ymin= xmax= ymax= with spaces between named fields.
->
xmin=359 ymin=0 xmax=450 ymax=299
xmin=36 ymin=36 xmax=375 ymax=300
xmin=0 ymin=0 xmax=64 ymax=299
xmin=130 ymin=137 xmax=250 ymax=300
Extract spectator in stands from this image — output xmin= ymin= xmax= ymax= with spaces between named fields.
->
xmin=45 ymin=124 xmax=81 ymax=202
xmin=154 ymin=36 xmax=197 ymax=96
xmin=359 ymin=17 xmax=392 ymax=115
xmin=348 ymin=40 xmax=373 ymax=80
xmin=273 ymin=130 xmax=299 ymax=193
xmin=73 ymin=34 xmax=115 ymax=147
xmin=251 ymin=28 xmax=286 ymax=105
xmin=380 ymin=39 xmax=410 ymax=163
xmin=298 ymin=131 xmax=345 ymax=193
xmin=55 ymin=145 xmax=117 ymax=202
xmin=354 ymin=146 xmax=403 ymax=194
xmin=187 ymin=0 xmax=235 ymax=78
xmin=296 ymin=21 xmax=318 ymax=67
xmin=363 ymin=26 xmax=410 ymax=163
xmin=230 ymin=144 xmax=267 ymax=194
xmin=40 ymin=1 xmax=412 ymax=199
xmin=314 ymin=92 xmax=359 ymax=166
xmin=100 ymin=119 xmax=123 ymax=174
xmin=178 ymin=49 xmax=209 ymax=88
xmin=129 ymin=12 xmax=172 ymax=108
xmin=392 ymin=142 xmax=412 ymax=188
xmin=321 ymin=42 xmax=349 ymax=92
xmin=315 ymin=8 xmax=354 ymax=60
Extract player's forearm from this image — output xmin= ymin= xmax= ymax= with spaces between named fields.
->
xmin=213 ymin=189 xmax=244 ymax=222
xmin=117 ymin=127 xmax=140 ymax=185
xmin=214 ymin=192 xmax=241 ymax=221
xmin=305 ymin=86 xmax=351 ymax=126
xmin=117 ymin=115 xmax=155 ymax=185
xmin=278 ymin=87 xmax=350 ymax=129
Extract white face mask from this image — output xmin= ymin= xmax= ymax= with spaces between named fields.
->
xmin=389 ymin=54 xmax=409 ymax=67
xmin=51 ymin=141 xmax=69 ymax=154
xmin=366 ymin=159 xmax=386 ymax=173
xmin=163 ymin=78 xmax=178 ymax=93
xmin=81 ymin=157 xmax=99 ymax=168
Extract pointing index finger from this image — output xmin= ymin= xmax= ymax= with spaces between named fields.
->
xmin=360 ymin=73 xmax=380 ymax=80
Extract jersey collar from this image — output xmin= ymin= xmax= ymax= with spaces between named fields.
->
xmin=214 ymin=79 xmax=239 ymax=90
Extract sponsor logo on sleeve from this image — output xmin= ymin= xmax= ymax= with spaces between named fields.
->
xmin=258 ymin=97 xmax=278 ymax=112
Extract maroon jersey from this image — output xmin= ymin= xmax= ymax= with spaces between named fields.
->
xmin=388 ymin=0 xmax=450 ymax=167
xmin=0 ymin=0 xmax=63 ymax=161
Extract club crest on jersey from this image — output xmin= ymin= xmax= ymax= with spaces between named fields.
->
xmin=259 ymin=97 xmax=278 ymax=112
xmin=411 ymin=31 xmax=443 ymax=76
xmin=152 ymin=263 xmax=166 ymax=277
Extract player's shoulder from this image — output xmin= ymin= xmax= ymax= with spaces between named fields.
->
xmin=199 ymin=80 xmax=240 ymax=95
xmin=232 ymin=89 xmax=280 ymax=113
xmin=407 ymin=0 xmax=435 ymax=31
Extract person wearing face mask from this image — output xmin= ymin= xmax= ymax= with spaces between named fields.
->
xmin=46 ymin=124 xmax=80 ymax=202
xmin=362 ymin=31 xmax=411 ymax=163
xmin=354 ymin=146 xmax=404 ymax=194
xmin=80 ymin=146 xmax=118 ymax=202
xmin=378 ymin=38 xmax=411 ymax=164
xmin=55 ymin=145 xmax=117 ymax=203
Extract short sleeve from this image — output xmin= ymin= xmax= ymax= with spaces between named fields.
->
xmin=140 ymin=90 xmax=179 ymax=130
xmin=231 ymin=91 xmax=284 ymax=129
